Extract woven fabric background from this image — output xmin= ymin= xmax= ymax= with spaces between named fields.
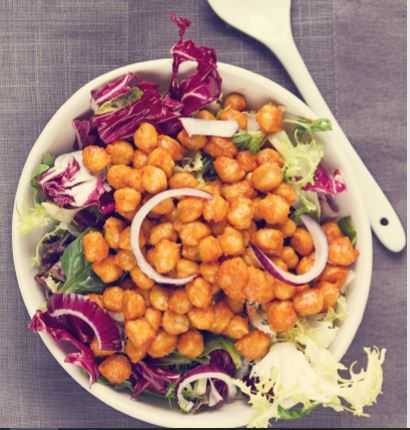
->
xmin=0 ymin=0 xmax=406 ymax=427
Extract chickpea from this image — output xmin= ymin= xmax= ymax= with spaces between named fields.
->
xmin=136 ymin=286 xmax=152 ymax=306
xmin=151 ymin=239 xmax=180 ymax=274
xmin=118 ymin=226 xmax=131 ymax=251
xmin=188 ymin=306 xmax=215 ymax=330
xmin=291 ymin=228 xmax=314 ymax=256
xmin=106 ymin=140 xmax=134 ymax=165
xmin=235 ymin=330 xmax=271 ymax=361
xmin=125 ymin=339 xmax=147 ymax=364
xmin=214 ymin=156 xmax=245 ymax=184
xmin=317 ymin=281 xmax=340 ymax=311
xmin=113 ymin=250 xmax=136 ymax=271
xmin=90 ymin=337 xmax=115 ymax=357
xmin=150 ymin=285 xmax=169 ymax=311
xmin=216 ymin=257 xmax=248 ymax=302
xmin=117 ymin=208 xmax=137 ymax=221
xmin=280 ymin=219 xmax=297 ymax=238
xmin=142 ymin=165 xmax=167 ymax=194
xmin=243 ymin=246 xmax=261 ymax=268
xmin=107 ymin=165 xmax=133 ymax=189
xmin=93 ymin=256 xmax=123 ymax=284
xmin=177 ymin=330 xmax=204 ymax=358
xmin=147 ymin=147 xmax=175 ymax=178
xmin=256 ymin=194 xmax=290 ymax=225
xmin=87 ymin=293 xmax=104 ymax=308
xmin=267 ymin=301 xmax=297 ymax=332
xmin=322 ymin=221 xmax=343 ymax=243
xmin=132 ymin=149 xmax=148 ymax=169
xmin=129 ymin=266 xmax=153 ymax=291
xmin=328 ymin=237 xmax=359 ymax=266
xmin=198 ymin=236 xmax=223 ymax=263
xmin=319 ymin=265 xmax=348 ymax=289
xmin=134 ymin=122 xmax=158 ymax=153
xmin=224 ymin=315 xmax=249 ymax=339
xmin=151 ymin=198 xmax=175 ymax=216
xmin=172 ymin=172 xmax=201 ymax=191
xmin=227 ymin=197 xmax=254 ymax=230
xmin=218 ymin=107 xmax=247 ymax=129
xmin=114 ymin=187 xmax=141 ymax=213
xmin=210 ymin=220 xmax=228 ymax=236
xmin=236 ymin=150 xmax=258 ymax=173
xmin=125 ymin=318 xmax=156 ymax=349
xmin=122 ymin=290 xmax=146 ymax=320
xmin=251 ymin=162 xmax=283 ymax=192
xmin=252 ymin=228 xmax=284 ymax=256
xmin=168 ymin=289 xmax=192 ymax=315
xmin=98 ymin=354 xmax=132 ymax=385
xmin=223 ymin=92 xmax=247 ymax=111
xmin=226 ymin=297 xmax=245 ymax=314
xmin=186 ymin=277 xmax=213 ymax=309
xmin=244 ymin=266 xmax=275 ymax=304
xmin=103 ymin=217 xmax=125 ymax=249
xmin=210 ymin=301 xmax=234 ymax=334
xmin=158 ymin=134 xmax=185 ymax=161
xmin=147 ymin=330 xmax=177 ymax=358
xmin=148 ymin=222 xmax=176 ymax=246
xmin=102 ymin=286 xmax=124 ymax=312
xmin=145 ymin=307 xmax=162 ymax=332
xmin=218 ymin=226 xmax=245 ymax=256
xmin=293 ymin=288 xmax=324 ymax=316
xmin=275 ymin=183 xmax=297 ymax=205
xmin=83 ymin=231 xmax=109 ymax=263
xmin=199 ymin=263 xmax=219 ymax=284
xmin=162 ymin=310 xmax=190 ymax=335
xmin=175 ymin=260 xmax=198 ymax=279
xmin=177 ymin=129 xmax=207 ymax=151
xmin=256 ymin=148 xmax=283 ymax=166
xmin=126 ymin=168 xmax=144 ymax=191
xmin=203 ymin=195 xmax=228 ymax=224
xmin=176 ymin=197 xmax=204 ymax=223
xmin=272 ymin=257 xmax=288 ymax=271
xmin=296 ymin=255 xmax=315 ymax=275
xmin=272 ymin=279 xmax=296 ymax=300
xmin=278 ymin=246 xmax=298 ymax=270
xmin=82 ymin=145 xmax=110 ymax=173
xmin=179 ymin=222 xmax=211 ymax=247
xmin=256 ymin=103 xmax=284 ymax=133
xmin=204 ymin=136 xmax=238 ymax=158
xmin=221 ymin=180 xmax=255 ymax=201
xmin=182 ymin=245 xmax=201 ymax=262
xmin=195 ymin=109 xmax=216 ymax=120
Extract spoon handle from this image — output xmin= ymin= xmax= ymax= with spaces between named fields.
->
xmin=268 ymin=37 xmax=405 ymax=252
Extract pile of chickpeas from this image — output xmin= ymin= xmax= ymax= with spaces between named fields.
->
xmin=81 ymin=92 xmax=359 ymax=385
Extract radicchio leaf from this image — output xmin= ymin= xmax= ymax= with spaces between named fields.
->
xmin=304 ymin=165 xmax=346 ymax=196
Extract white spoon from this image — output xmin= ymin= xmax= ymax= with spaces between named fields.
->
xmin=208 ymin=0 xmax=406 ymax=252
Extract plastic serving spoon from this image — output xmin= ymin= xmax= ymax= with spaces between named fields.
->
xmin=208 ymin=0 xmax=405 ymax=252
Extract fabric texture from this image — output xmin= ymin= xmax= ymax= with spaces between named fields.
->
xmin=0 ymin=0 xmax=406 ymax=427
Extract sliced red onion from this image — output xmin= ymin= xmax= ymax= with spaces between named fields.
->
xmin=130 ymin=188 xmax=211 ymax=285
xmin=176 ymin=371 xmax=237 ymax=413
xmin=246 ymin=302 xmax=275 ymax=337
xmin=252 ymin=215 xmax=328 ymax=285
xmin=180 ymin=117 xmax=238 ymax=137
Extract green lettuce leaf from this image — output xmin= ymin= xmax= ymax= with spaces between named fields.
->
xmin=175 ymin=151 xmax=217 ymax=182
xmin=292 ymin=190 xmax=321 ymax=224
xmin=18 ymin=203 xmax=53 ymax=235
xmin=232 ymin=131 xmax=265 ymax=153
xmin=338 ymin=216 xmax=357 ymax=246
xmin=95 ymin=87 xmax=143 ymax=115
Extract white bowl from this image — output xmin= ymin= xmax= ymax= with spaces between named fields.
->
xmin=12 ymin=59 xmax=372 ymax=428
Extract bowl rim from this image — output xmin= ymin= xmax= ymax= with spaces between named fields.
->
xmin=12 ymin=58 xmax=373 ymax=428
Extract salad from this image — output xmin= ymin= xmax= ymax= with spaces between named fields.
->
xmin=20 ymin=15 xmax=385 ymax=428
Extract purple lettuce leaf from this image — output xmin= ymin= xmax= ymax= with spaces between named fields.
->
xmin=304 ymin=165 xmax=346 ymax=196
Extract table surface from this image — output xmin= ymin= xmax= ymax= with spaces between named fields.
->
xmin=0 ymin=0 xmax=406 ymax=428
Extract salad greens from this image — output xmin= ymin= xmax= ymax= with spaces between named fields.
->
xmin=18 ymin=203 xmax=54 ymax=235
xmin=95 ymin=87 xmax=144 ymax=115
xmin=292 ymin=190 xmax=321 ymax=224
xmin=232 ymin=130 xmax=265 ymax=153
xmin=175 ymin=151 xmax=217 ymax=182
xmin=338 ymin=216 xmax=358 ymax=246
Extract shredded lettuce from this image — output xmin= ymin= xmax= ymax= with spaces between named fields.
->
xmin=292 ymin=190 xmax=321 ymax=224
xmin=18 ymin=203 xmax=53 ymax=235
xmin=269 ymin=130 xmax=324 ymax=188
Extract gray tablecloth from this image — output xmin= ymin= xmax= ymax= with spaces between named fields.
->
xmin=0 ymin=0 xmax=406 ymax=428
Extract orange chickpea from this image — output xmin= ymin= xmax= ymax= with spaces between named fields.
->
xmin=267 ymin=301 xmax=298 ymax=332
xmin=147 ymin=330 xmax=177 ymax=358
xmin=179 ymin=222 xmax=211 ymax=247
xmin=218 ymin=226 xmax=245 ymax=256
xmin=186 ymin=277 xmax=213 ymax=309
xmin=203 ymin=195 xmax=229 ymax=224
xmin=104 ymin=217 xmax=125 ymax=249
xmin=204 ymin=136 xmax=238 ymax=158
xmin=169 ymin=172 xmax=198 ymax=188
xmin=177 ymin=129 xmax=207 ymax=151
xmin=182 ymin=245 xmax=201 ymax=262
xmin=218 ymin=107 xmax=247 ymax=129
xmin=126 ymin=168 xmax=143 ymax=192
xmin=122 ymin=290 xmax=146 ymax=320
xmin=90 ymin=337 xmax=115 ymax=357
xmin=293 ymin=288 xmax=324 ymax=316
xmin=297 ymin=255 xmax=315 ymax=275
xmin=134 ymin=122 xmax=158 ymax=153
xmin=223 ymin=93 xmax=247 ymax=111
xmin=236 ymin=151 xmax=258 ymax=172
xmin=93 ymin=256 xmax=123 ymax=284
xmin=130 ymin=266 xmax=154 ymax=290
xmin=291 ymin=228 xmax=314 ymax=256
xmin=273 ymin=279 xmax=297 ymax=300
xmin=280 ymin=219 xmax=297 ymax=238
xmin=106 ymin=140 xmax=134 ymax=165
xmin=214 ymin=156 xmax=245 ymax=184
xmin=158 ymin=134 xmax=185 ymax=161
xmin=328 ymin=237 xmax=359 ymax=266
xmin=221 ymin=180 xmax=255 ymax=201
xmin=197 ymin=179 xmax=222 ymax=196
xmin=151 ymin=239 xmax=180 ymax=274
xmin=168 ymin=289 xmax=192 ymax=315
xmin=251 ymin=162 xmax=283 ymax=192
xmin=275 ymin=183 xmax=297 ymax=205
xmin=102 ymin=286 xmax=124 ymax=312
xmin=322 ymin=221 xmax=343 ymax=243
xmin=188 ymin=306 xmax=215 ymax=330
xmin=281 ymin=246 xmax=299 ymax=269
xmin=98 ymin=354 xmax=132 ymax=384
xmin=216 ymin=257 xmax=248 ymax=302
xmin=82 ymin=145 xmax=110 ymax=173
xmin=145 ymin=307 xmax=162 ymax=332
xmin=226 ymin=297 xmax=245 ymax=313
xmin=147 ymin=147 xmax=175 ymax=178
xmin=132 ymin=150 xmax=148 ymax=169
xmin=224 ymin=315 xmax=249 ymax=339
xmin=83 ymin=231 xmax=109 ymax=263
xmin=256 ymin=148 xmax=284 ymax=166
xmin=118 ymin=226 xmax=131 ymax=251
xmin=148 ymin=222 xmax=177 ymax=246
xmin=176 ymin=197 xmax=204 ymax=223
xmin=114 ymin=250 xmax=137 ymax=271
xmin=255 ymin=194 xmax=290 ymax=225
xmin=177 ymin=330 xmax=204 ymax=358
xmin=114 ymin=187 xmax=141 ymax=213
xmin=199 ymin=263 xmax=219 ymax=284
xmin=151 ymin=198 xmax=175 ymax=216
xmin=210 ymin=220 xmax=228 ymax=236
xmin=125 ymin=318 xmax=156 ymax=348
xmin=142 ymin=165 xmax=167 ymax=194
xmin=227 ymin=197 xmax=254 ymax=230
xmin=198 ymin=236 xmax=223 ymax=263
xmin=107 ymin=165 xmax=133 ymax=189
xmin=210 ymin=301 xmax=234 ymax=334
xmin=195 ymin=109 xmax=216 ymax=120
xmin=252 ymin=228 xmax=284 ymax=256
xmin=318 ymin=265 xmax=348 ymax=289
xmin=235 ymin=330 xmax=271 ymax=361
xmin=125 ymin=340 xmax=147 ymax=364
xmin=162 ymin=310 xmax=190 ymax=335
xmin=317 ymin=281 xmax=340 ymax=310
xmin=256 ymin=103 xmax=284 ymax=133
xmin=244 ymin=266 xmax=275 ymax=304
xmin=149 ymin=285 xmax=169 ymax=311
xmin=175 ymin=259 xmax=199 ymax=278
